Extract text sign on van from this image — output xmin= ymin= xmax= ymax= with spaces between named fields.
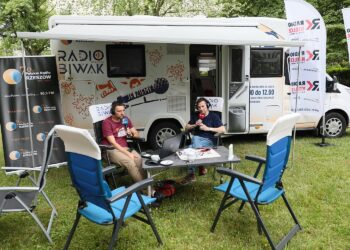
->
xmin=89 ymin=103 xmax=111 ymax=123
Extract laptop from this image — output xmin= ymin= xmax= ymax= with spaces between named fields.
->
xmin=144 ymin=133 xmax=183 ymax=165
xmin=159 ymin=133 xmax=183 ymax=159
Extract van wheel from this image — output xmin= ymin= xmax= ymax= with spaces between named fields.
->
xmin=149 ymin=122 xmax=181 ymax=149
xmin=319 ymin=112 xmax=346 ymax=137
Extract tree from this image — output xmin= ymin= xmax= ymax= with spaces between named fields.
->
xmin=0 ymin=0 xmax=52 ymax=55
xmin=218 ymin=0 xmax=350 ymax=70
xmin=307 ymin=0 xmax=350 ymax=68
xmin=218 ymin=0 xmax=285 ymax=18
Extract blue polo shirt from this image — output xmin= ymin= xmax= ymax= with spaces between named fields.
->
xmin=189 ymin=112 xmax=223 ymax=143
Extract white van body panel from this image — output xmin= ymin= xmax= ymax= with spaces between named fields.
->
xmin=17 ymin=15 xmax=350 ymax=145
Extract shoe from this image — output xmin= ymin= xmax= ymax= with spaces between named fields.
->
xmin=179 ymin=174 xmax=196 ymax=185
xmin=152 ymin=191 xmax=164 ymax=202
xmin=150 ymin=191 xmax=164 ymax=208
xmin=198 ymin=166 xmax=207 ymax=176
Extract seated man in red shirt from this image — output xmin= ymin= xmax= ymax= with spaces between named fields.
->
xmin=101 ymin=101 xmax=144 ymax=182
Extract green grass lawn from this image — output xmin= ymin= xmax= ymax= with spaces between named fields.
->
xmin=0 ymin=131 xmax=349 ymax=249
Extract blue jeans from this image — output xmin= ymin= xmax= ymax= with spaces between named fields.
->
xmin=188 ymin=136 xmax=214 ymax=174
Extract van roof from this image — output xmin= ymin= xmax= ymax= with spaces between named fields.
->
xmin=17 ymin=15 xmax=303 ymax=47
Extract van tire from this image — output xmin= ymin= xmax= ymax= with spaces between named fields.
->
xmin=319 ymin=112 xmax=346 ymax=138
xmin=149 ymin=122 xmax=181 ymax=149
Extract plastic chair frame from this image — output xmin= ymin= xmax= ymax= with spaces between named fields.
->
xmin=0 ymin=128 xmax=58 ymax=243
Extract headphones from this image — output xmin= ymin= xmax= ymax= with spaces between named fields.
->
xmin=196 ymin=97 xmax=211 ymax=109
xmin=110 ymin=101 xmax=125 ymax=115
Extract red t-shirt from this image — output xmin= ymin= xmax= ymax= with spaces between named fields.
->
xmin=101 ymin=116 xmax=133 ymax=148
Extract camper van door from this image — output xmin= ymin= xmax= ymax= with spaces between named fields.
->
xmin=226 ymin=46 xmax=250 ymax=133
xmin=249 ymin=47 xmax=284 ymax=132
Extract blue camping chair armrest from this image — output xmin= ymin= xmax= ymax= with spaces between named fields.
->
xmin=216 ymin=167 xmax=262 ymax=185
xmin=245 ymin=155 xmax=266 ymax=178
xmin=245 ymin=155 xmax=266 ymax=164
xmin=108 ymin=178 xmax=154 ymax=203
xmin=102 ymin=165 xmax=118 ymax=176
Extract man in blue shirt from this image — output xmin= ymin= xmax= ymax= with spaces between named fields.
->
xmin=180 ymin=97 xmax=225 ymax=185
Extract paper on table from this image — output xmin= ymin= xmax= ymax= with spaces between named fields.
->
xmin=176 ymin=148 xmax=220 ymax=161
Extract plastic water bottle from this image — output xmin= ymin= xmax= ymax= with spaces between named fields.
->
xmin=228 ymin=144 xmax=234 ymax=160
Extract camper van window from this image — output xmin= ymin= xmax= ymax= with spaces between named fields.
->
xmin=231 ymin=49 xmax=243 ymax=82
xmin=250 ymin=48 xmax=283 ymax=78
xmin=106 ymin=45 xmax=146 ymax=77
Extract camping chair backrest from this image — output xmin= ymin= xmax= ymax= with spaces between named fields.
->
xmin=54 ymin=125 xmax=111 ymax=210
xmin=195 ymin=96 xmax=224 ymax=146
xmin=37 ymin=127 xmax=56 ymax=192
xmin=89 ymin=103 xmax=112 ymax=144
xmin=196 ymin=96 xmax=224 ymax=117
xmin=260 ymin=113 xmax=300 ymax=192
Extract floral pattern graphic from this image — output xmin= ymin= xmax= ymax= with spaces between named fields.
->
xmin=60 ymin=81 xmax=75 ymax=95
xmin=148 ymin=48 xmax=163 ymax=66
xmin=167 ymin=61 xmax=185 ymax=81
xmin=64 ymin=113 xmax=74 ymax=125
xmin=72 ymin=94 xmax=94 ymax=119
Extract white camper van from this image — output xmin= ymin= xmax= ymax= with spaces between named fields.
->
xmin=18 ymin=16 xmax=350 ymax=148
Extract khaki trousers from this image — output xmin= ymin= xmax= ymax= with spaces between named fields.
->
xmin=107 ymin=148 xmax=145 ymax=182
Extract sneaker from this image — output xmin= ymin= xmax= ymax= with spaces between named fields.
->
xmin=152 ymin=191 xmax=165 ymax=202
xmin=198 ymin=166 xmax=207 ymax=176
xmin=179 ymin=174 xmax=196 ymax=185
xmin=150 ymin=191 xmax=164 ymax=208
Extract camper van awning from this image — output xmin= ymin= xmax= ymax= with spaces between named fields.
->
xmin=17 ymin=23 xmax=304 ymax=47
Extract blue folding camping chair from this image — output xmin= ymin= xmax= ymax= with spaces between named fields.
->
xmin=211 ymin=113 xmax=302 ymax=250
xmin=54 ymin=125 xmax=162 ymax=250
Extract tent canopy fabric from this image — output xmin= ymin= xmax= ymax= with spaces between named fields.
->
xmin=17 ymin=16 xmax=304 ymax=47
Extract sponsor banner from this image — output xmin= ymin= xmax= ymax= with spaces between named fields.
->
xmin=284 ymin=0 xmax=326 ymax=116
xmin=342 ymin=8 xmax=350 ymax=62
xmin=0 ymin=56 xmax=65 ymax=169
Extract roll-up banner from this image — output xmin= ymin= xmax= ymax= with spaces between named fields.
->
xmin=0 ymin=56 xmax=65 ymax=169
xmin=342 ymin=8 xmax=350 ymax=62
xmin=284 ymin=0 xmax=326 ymax=116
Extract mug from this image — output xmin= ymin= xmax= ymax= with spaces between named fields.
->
xmin=151 ymin=154 xmax=160 ymax=162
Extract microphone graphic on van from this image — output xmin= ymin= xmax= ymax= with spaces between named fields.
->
xmin=116 ymin=78 xmax=169 ymax=103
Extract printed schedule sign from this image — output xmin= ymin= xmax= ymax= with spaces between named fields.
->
xmin=0 ymin=56 xmax=65 ymax=168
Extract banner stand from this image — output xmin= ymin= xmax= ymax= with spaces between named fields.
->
xmin=285 ymin=0 xmax=331 ymax=149
xmin=291 ymin=46 xmax=302 ymax=169
xmin=0 ymin=48 xmax=66 ymax=173
xmin=316 ymin=119 xmax=332 ymax=147
xmin=20 ymin=40 xmax=37 ymax=179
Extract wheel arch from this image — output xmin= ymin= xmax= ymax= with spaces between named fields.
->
xmin=317 ymin=109 xmax=349 ymax=128
xmin=147 ymin=118 xmax=183 ymax=140
xmin=147 ymin=118 xmax=184 ymax=149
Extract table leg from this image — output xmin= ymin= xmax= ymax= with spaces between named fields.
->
xmin=147 ymin=170 xmax=152 ymax=197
